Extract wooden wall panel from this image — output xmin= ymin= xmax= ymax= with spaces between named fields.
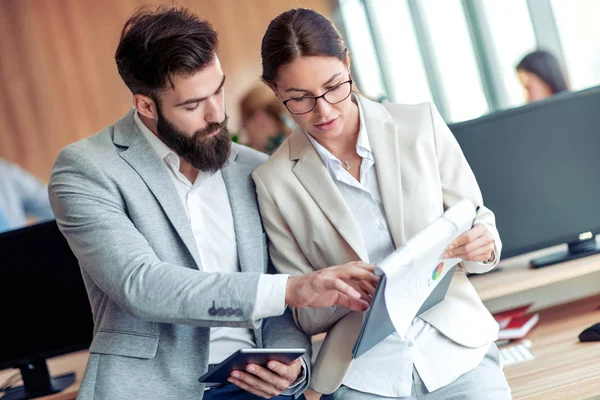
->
xmin=0 ymin=0 xmax=334 ymax=180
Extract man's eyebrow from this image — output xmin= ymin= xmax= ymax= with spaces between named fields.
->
xmin=174 ymin=75 xmax=226 ymax=107
xmin=284 ymin=73 xmax=341 ymax=94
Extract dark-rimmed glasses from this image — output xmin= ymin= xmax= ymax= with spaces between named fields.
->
xmin=282 ymin=80 xmax=353 ymax=115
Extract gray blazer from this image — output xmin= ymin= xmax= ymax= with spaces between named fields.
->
xmin=49 ymin=109 xmax=311 ymax=399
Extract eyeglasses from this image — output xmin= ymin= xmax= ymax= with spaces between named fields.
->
xmin=282 ymin=80 xmax=353 ymax=115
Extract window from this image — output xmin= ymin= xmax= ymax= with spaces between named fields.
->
xmin=551 ymin=0 xmax=600 ymax=90
xmin=337 ymin=0 xmax=570 ymax=122
xmin=479 ymin=0 xmax=537 ymax=108
xmin=338 ymin=0 xmax=387 ymax=99
xmin=418 ymin=0 xmax=488 ymax=122
xmin=364 ymin=0 xmax=432 ymax=104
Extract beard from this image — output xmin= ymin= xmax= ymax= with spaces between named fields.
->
xmin=155 ymin=106 xmax=231 ymax=173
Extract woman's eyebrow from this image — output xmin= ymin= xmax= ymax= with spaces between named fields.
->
xmin=284 ymin=72 xmax=342 ymax=94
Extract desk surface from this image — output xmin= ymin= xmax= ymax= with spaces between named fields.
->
xmin=503 ymin=294 xmax=600 ymax=400
xmin=2 ymin=298 xmax=599 ymax=400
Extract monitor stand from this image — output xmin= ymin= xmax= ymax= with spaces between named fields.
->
xmin=531 ymin=238 xmax=600 ymax=269
xmin=2 ymin=360 xmax=75 ymax=400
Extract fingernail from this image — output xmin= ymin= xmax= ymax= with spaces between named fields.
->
xmin=247 ymin=366 xmax=255 ymax=372
xmin=447 ymin=244 xmax=454 ymax=250
xmin=441 ymin=253 xmax=448 ymax=259
xmin=232 ymin=372 xmax=240 ymax=379
xmin=227 ymin=378 xmax=234 ymax=383
xmin=268 ymin=362 xmax=277 ymax=369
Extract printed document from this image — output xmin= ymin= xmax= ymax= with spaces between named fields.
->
xmin=352 ymin=199 xmax=477 ymax=358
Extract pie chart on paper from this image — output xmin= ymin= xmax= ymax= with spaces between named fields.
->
xmin=432 ymin=262 xmax=444 ymax=280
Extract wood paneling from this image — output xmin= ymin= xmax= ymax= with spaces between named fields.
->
xmin=0 ymin=0 xmax=334 ymax=180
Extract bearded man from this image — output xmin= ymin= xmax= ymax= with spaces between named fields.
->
xmin=48 ymin=6 xmax=377 ymax=400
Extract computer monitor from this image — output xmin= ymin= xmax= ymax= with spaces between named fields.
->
xmin=0 ymin=220 xmax=93 ymax=399
xmin=449 ymin=86 xmax=600 ymax=268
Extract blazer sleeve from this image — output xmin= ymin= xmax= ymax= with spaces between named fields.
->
xmin=253 ymin=171 xmax=352 ymax=336
xmin=261 ymin=306 xmax=312 ymax=397
xmin=49 ymin=145 xmax=267 ymax=328
xmin=429 ymin=103 xmax=503 ymax=273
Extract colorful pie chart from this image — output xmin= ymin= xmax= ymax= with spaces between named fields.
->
xmin=432 ymin=262 xmax=444 ymax=280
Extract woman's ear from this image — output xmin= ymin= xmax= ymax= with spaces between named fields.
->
xmin=345 ymin=55 xmax=352 ymax=70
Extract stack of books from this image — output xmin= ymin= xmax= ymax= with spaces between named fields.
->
xmin=493 ymin=303 xmax=540 ymax=341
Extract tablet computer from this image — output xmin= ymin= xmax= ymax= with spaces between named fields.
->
xmin=198 ymin=348 xmax=306 ymax=384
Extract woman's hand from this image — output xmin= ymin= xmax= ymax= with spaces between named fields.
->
xmin=442 ymin=224 xmax=495 ymax=263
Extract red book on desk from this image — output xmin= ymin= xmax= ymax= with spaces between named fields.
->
xmin=493 ymin=304 xmax=533 ymax=329
xmin=498 ymin=313 xmax=540 ymax=340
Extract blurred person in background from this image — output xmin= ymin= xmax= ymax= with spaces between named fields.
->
xmin=0 ymin=157 xmax=54 ymax=233
xmin=517 ymin=50 xmax=569 ymax=103
xmin=240 ymin=84 xmax=294 ymax=154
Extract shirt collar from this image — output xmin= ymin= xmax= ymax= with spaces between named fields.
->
xmin=305 ymin=94 xmax=374 ymax=174
xmin=134 ymin=110 xmax=180 ymax=169
xmin=354 ymin=95 xmax=373 ymax=161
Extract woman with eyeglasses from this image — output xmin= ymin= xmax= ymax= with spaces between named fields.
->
xmin=252 ymin=8 xmax=510 ymax=400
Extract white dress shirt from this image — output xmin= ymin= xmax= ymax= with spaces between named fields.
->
xmin=305 ymin=97 xmax=491 ymax=397
xmin=134 ymin=112 xmax=289 ymax=364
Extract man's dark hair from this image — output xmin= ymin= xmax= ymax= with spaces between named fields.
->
xmin=115 ymin=6 xmax=218 ymax=100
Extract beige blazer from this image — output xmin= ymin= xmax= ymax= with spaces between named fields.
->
xmin=252 ymin=95 xmax=501 ymax=394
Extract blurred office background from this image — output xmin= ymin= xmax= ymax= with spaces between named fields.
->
xmin=337 ymin=0 xmax=600 ymax=122
xmin=1 ymin=0 xmax=599 ymax=185
xmin=0 ymin=0 xmax=333 ymax=182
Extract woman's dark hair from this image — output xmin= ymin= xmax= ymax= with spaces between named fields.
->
xmin=517 ymin=50 xmax=569 ymax=94
xmin=115 ymin=6 xmax=218 ymax=100
xmin=261 ymin=8 xmax=349 ymax=85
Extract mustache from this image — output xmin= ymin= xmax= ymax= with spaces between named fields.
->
xmin=195 ymin=116 xmax=229 ymax=138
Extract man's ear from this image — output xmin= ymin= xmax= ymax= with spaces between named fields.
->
xmin=134 ymin=94 xmax=158 ymax=120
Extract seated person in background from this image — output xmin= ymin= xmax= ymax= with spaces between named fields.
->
xmin=517 ymin=50 xmax=569 ymax=103
xmin=240 ymin=84 xmax=294 ymax=154
xmin=0 ymin=157 xmax=54 ymax=233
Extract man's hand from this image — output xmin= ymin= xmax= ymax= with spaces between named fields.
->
xmin=442 ymin=224 xmax=495 ymax=262
xmin=227 ymin=358 xmax=302 ymax=398
xmin=285 ymin=261 xmax=379 ymax=311
xmin=348 ymin=277 xmax=378 ymax=303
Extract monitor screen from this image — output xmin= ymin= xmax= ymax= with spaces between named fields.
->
xmin=450 ymin=86 xmax=600 ymax=259
xmin=0 ymin=220 xmax=93 ymax=370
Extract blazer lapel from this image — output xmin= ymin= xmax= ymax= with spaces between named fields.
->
xmin=360 ymin=97 xmax=406 ymax=248
xmin=221 ymin=146 xmax=265 ymax=274
xmin=290 ymin=130 xmax=369 ymax=262
xmin=113 ymin=110 xmax=203 ymax=269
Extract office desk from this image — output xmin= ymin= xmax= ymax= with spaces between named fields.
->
xmin=471 ymin=252 xmax=600 ymax=302
xmin=503 ymin=294 xmax=600 ymax=400
xmin=0 ymin=350 xmax=87 ymax=400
